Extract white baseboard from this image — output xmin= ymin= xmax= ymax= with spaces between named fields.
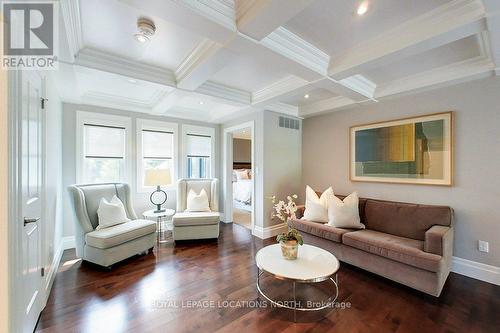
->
xmin=253 ymin=224 xmax=287 ymax=239
xmin=452 ymin=256 xmax=500 ymax=286
xmin=43 ymin=238 xmax=65 ymax=304
xmin=62 ymin=236 xmax=75 ymax=250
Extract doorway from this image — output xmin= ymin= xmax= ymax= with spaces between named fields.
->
xmin=223 ymin=122 xmax=255 ymax=233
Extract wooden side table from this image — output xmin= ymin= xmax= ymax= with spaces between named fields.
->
xmin=143 ymin=209 xmax=175 ymax=243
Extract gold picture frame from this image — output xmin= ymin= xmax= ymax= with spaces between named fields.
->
xmin=349 ymin=112 xmax=454 ymax=186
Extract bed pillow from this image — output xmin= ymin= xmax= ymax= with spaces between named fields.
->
xmin=96 ymin=195 xmax=130 ymax=230
xmin=327 ymin=192 xmax=365 ymax=229
xmin=235 ymin=169 xmax=250 ymax=180
xmin=186 ymin=188 xmax=211 ymax=212
xmin=303 ymin=186 xmax=334 ymax=223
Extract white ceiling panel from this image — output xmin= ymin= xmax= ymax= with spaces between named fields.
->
xmin=80 ymin=0 xmax=204 ymax=70
xmin=280 ymin=87 xmax=338 ymax=107
xmin=362 ymin=35 xmax=482 ymax=84
xmin=209 ymin=54 xmax=290 ymax=92
xmin=285 ymin=0 xmax=453 ymax=57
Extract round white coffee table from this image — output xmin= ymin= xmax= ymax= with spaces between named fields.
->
xmin=255 ymin=244 xmax=339 ymax=320
xmin=143 ymin=209 xmax=175 ymax=243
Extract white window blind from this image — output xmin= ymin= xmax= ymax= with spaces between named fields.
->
xmin=84 ymin=124 xmax=125 ymax=158
xmin=143 ymin=130 xmax=173 ymax=158
xmin=186 ymin=134 xmax=211 ymax=157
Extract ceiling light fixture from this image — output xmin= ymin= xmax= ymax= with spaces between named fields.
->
xmin=199 ymin=101 xmax=204 ymax=105
xmin=134 ymin=17 xmax=156 ymax=43
xmin=127 ymin=78 xmax=137 ymax=84
xmin=304 ymin=94 xmax=309 ymax=99
xmin=357 ymin=2 xmax=369 ymax=16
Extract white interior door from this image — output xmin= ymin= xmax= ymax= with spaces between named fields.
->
xmin=20 ymin=70 xmax=44 ymax=332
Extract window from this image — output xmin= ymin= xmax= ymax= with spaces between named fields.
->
xmin=186 ymin=134 xmax=211 ymax=178
xmin=137 ymin=119 xmax=178 ymax=192
xmin=76 ymin=112 xmax=131 ymax=184
xmin=183 ymin=125 xmax=215 ymax=179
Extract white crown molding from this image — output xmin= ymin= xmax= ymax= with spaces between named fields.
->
xmin=265 ymin=102 xmax=299 ymax=117
xmin=375 ymin=56 xmax=495 ymax=98
xmin=175 ymin=39 xmax=231 ymax=90
xmin=82 ymin=89 xmax=167 ymax=113
xmin=338 ymin=75 xmax=377 ymax=99
xmin=183 ymin=0 xmax=236 ymax=31
xmin=299 ymin=96 xmax=357 ymax=117
xmin=252 ymin=75 xmax=308 ymax=105
xmin=452 ymin=256 xmax=500 ymax=286
xmin=196 ymin=80 xmax=251 ymax=105
xmin=329 ymin=0 xmax=487 ymax=79
xmin=75 ymin=48 xmax=177 ymax=87
xmin=60 ymin=0 xmax=84 ymax=61
xmin=261 ymin=26 xmax=329 ymax=76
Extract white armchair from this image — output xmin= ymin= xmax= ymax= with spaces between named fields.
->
xmin=68 ymin=183 xmax=156 ymax=267
xmin=172 ymin=178 xmax=220 ymax=241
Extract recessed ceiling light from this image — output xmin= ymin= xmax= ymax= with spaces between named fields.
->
xmin=199 ymin=101 xmax=204 ymax=105
xmin=357 ymin=2 xmax=369 ymax=16
xmin=304 ymin=94 xmax=309 ymax=99
xmin=134 ymin=17 xmax=156 ymax=43
xmin=127 ymin=78 xmax=137 ymax=84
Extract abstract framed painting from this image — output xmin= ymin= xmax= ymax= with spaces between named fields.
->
xmin=350 ymin=112 xmax=453 ymax=186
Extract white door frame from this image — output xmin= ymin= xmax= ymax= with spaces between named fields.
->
xmin=223 ymin=121 xmax=255 ymax=233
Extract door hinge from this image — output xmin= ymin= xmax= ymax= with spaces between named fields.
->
xmin=41 ymin=267 xmax=45 ymax=277
xmin=41 ymin=98 xmax=48 ymax=109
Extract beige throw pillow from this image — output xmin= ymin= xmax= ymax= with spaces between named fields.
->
xmin=303 ymin=185 xmax=334 ymax=223
xmin=327 ymin=192 xmax=365 ymax=229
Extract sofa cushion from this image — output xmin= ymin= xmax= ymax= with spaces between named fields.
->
xmin=173 ymin=212 xmax=220 ymax=226
xmin=293 ymin=219 xmax=353 ymax=243
xmin=364 ymin=200 xmax=452 ymax=241
xmin=85 ymin=219 xmax=156 ymax=249
xmin=342 ymin=230 xmax=442 ymax=272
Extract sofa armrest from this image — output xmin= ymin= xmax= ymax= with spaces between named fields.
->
xmin=424 ymin=225 xmax=453 ymax=256
xmin=296 ymin=205 xmax=305 ymax=219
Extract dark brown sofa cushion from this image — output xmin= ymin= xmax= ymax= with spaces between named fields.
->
xmin=364 ymin=200 xmax=452 ymax=241
xmin=342 ymin=230 xmax=442 ymax=272
xmin=293 ymin=219 xmax=351 ymax=243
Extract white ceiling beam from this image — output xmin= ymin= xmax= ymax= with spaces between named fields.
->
xmin=236 ymin=0 xmax=315 ymax=40
xmin=195 ymin=81 xmax=252 ymax=105
xmin=60 ymin=0 xmax=83 ymax=62
xmin=312 ymin=77 xmax=376 ymax=101
xmin=299 ymin=96 xmax=357 ymax=117
xmin=75 ymin=48 xmax=177 ymax=87
xmin=482 ymin=0 xmax=500 ymax=74
xmin=151 ymin=90 xmax=190 ymax=114
xmin=251 ymin=75 xmax=309 ymax=106
xmin=175 ymin=39 xmax=234 ymax=90
xmin=329 ymin=0 xmax=487 ymax=80
xmin=265 ymin=102 xmax=299 ymax=117
xmin=375 ymin=56 xmax=495 ymax=99
xmin=119 ymin=0 xmax=236 ymax=44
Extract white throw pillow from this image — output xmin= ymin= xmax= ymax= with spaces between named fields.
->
xmin=96 ymin=195 xmax=130 ymax=230
xmin=303 ymin=186 xmax=334 ymax=223
xmin=186 ymin=188 xmax=211 ymax=212
xmin=327 ymin=192 xmax=365 ymax=229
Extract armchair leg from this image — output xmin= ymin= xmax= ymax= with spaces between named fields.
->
xmin=148 ymin=247 xmax=154 ymax=254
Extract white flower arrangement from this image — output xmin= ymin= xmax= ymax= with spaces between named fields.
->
xmin=270 ymin=194 xmax=298 ymax=223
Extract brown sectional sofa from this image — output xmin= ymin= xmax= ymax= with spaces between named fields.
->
xmin=292 ymin=194 xmax=454 ymax=297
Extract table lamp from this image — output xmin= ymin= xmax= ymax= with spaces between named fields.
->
xmin=144 ymin=168 xmax=171 ymax=213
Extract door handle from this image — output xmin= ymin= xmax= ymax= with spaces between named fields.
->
xmin=24 ymin=217 xmax=40 ymax=226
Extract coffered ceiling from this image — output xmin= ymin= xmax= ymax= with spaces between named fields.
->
xmin=54 ymin=0 xmax=500 ymax=123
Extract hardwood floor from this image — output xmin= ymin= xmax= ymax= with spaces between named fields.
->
xmin=37 ymin=223 xmax=499 ymax=333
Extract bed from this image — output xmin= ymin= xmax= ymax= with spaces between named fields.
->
xmin=232 ymin=162 xmax=252 ymax=212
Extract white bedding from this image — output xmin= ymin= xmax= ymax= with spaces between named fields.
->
xmin=233 ymin=179 xmax=252 ymax=204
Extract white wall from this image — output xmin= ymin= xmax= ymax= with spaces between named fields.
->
xmin=62 ymin=103 xmax=220 ymax=238
xmin=302 ymin=76 xmax=500 ymax=267
xmin=263 ymin=111 xmax=302 ymax=228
